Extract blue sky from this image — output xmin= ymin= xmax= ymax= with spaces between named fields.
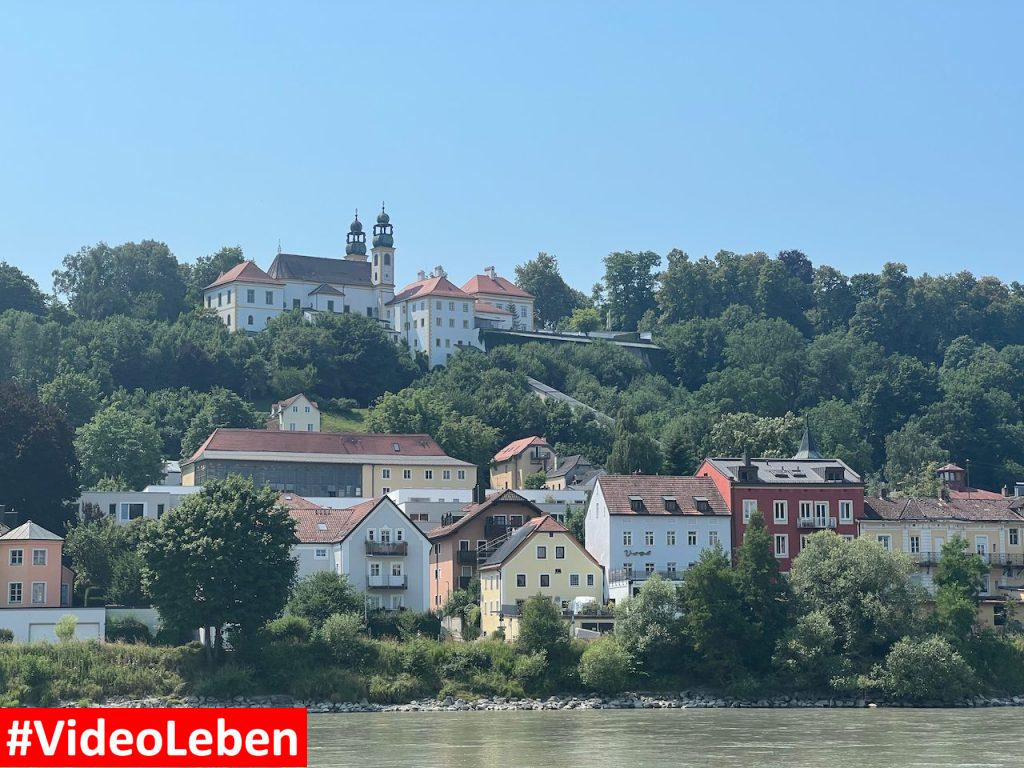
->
xmin=2 ymin=2 xmax=1021 ymax=295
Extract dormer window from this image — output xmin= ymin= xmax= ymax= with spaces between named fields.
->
xmin=316 ymin=523 xmax=327 ymax=531
xmin=392 ymin=442 xmax=401 ymax=452
xmin=629 ymin=496 xmax=644 ymax=513
xmin=738 ymin=466 xmax=758 ymax=483
xmin=824 ymin=467 xmax=844 ymax=482
xmin=693 ymin=496 xmax=712 ymax=514
xmin=663 ymin=496 xmax=679 ymax=513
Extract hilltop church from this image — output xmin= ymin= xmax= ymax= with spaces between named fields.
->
xmin=203 ymin=208 xmax=534 ymax=367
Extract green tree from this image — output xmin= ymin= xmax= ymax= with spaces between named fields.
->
xmin=180 ymin=387 xmax=263 ymax=458
xmin=0 ymin=381 xmax=80 ymax=531
xmin=141 ymin=476 xmax=297 ymax=659
xmin=287 ymin=572 xmax=364 ymax=629
xmin=678 ymin=546 xmax=749 ymax=683
xmin=734 ymin=510 xmax=791 ymax=673
xmin=707 ymin=412 xmax=802 ymax=458
xmin=615 ymin=575 xmax=682 ymax=675
xmin=933 ymin=536 xmax=988 ymax=638
xmin=0 ymin=262 xmax=47 ymax=315
xmin=875 ymin=635 xmax=976 ymax=703
xmin=75 ymin=406 xmax=164 ymax=490
xmin=774 ymin=610 xmax=846 ymax=690
xmin=39 ymin=371 xmax=103 ymax=428
xmin=522 ymin=471 xmax=547 ymax=489
xmin=600 ymin=250 xmax=661 ymax=331
xmin=514 ymin=252 xmax=587 ymax=327
xmin=186 ymin=246 xmax=244 ymax=306
xmin=568 ymin=307 xmax=602 ymax=334
xmin=517 ymin=594 xmax=570 ymax=663
xmin=606 ymin=406 xmax=662 ymax=474
xmin=53 ymin=240 xmax=187 ymax=321
xmin=578 ymin=636 xmax=634 ymax=693
xmin=64 ymin=518 xmax=149 ymax=605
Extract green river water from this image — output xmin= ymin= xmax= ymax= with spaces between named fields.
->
xmin=308 ymin=708 xmax=1023 ymax=767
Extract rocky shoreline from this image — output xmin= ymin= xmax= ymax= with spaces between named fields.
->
xmin=93 ymin=691 xmax=1024 ymax=711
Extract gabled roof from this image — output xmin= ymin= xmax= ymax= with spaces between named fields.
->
xmin=288 ymin=495 xmax=387 ymax=544
xmin=474 ymin=302 xmax=514 ymax=316
xmin=479 ymin=515 xmax=600 ymax=571
xmin=461 ymin=273 xmax=533 ymax=299
xmin=948 ymin=488 xmax=1007 ymax=501
xmin=308 ymin=283 xmax=346 ymax=296
xmin=596 ymin=475 xmax=730 ymax=516
xmin=267 ymin=253 xmax=373 ymax=286
xmin=863 ymin=496 xmax=1024 ymax=523
xmin=545 ymin=454 xmax=593 ymax=480
xmin=937 ymin=463 xmax=965 ymax=473
xmin=183 ymin=428 xmax=472 ymax=466
xmin=701 ymin=457 xmax=862 ymax=485
xmin=0 ymin=521 xmax=62 ymax=542
xmin=272 ymin=394 xmax=319 ymax=412
xmin=386 ymin=275 xmax=471 ymax=305
xmin=492 ymin=436 xmax=550 ymax=463
xmin=427 ymin=489 xmax=544 ymax=540
xmin=206 ymin=261 xmax=284 ymax=289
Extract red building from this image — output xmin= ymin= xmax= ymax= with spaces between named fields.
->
xmin=696 ymin=424 xmax=865 ymax=571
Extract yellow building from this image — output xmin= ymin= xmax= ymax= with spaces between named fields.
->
xmin=180 ymin=428 xmax=475 ymax=498
xmin=861 ymin=495 xmax=1024 ymax=628
xmin=490 ymin=436 xmax=554 ymax=490
xmin=479 ymin=515 xmax=605 ymax=641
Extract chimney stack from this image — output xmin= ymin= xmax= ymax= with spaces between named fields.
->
xmin=416 ymin=269 xmax=426 ymax=281
xmin=484 ymin=266 xmax=497 ymax=279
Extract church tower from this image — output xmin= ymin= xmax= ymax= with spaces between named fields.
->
xmin=371 ymin=204 xmax=395 ymax=287
xmin=344 ymin=211 xmax=368 ymax=261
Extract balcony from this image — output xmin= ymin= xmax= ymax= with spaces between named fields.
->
xmin=367 ymin=574 xmax=408 ymax=589
xmin=484 ymin=522 xmax=510 ymax=539
xmin=609 ymin=568 xmax=684 ymax=584
xmin=457 ymin=549 xmax=479 ymax=565
xmin=458 ymin=576 xmax=473 ymax=590
xmin=365 ymin=540 xmax=408 ymax=556
xmin=797 ymin=517 xmax=837 ymax=529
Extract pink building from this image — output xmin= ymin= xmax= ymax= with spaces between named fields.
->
xmin=0 ymin=522 xmax=75 ymax=609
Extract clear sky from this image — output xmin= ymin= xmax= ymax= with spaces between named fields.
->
xmin=2 ymin=2 xmax=1021 ymax=295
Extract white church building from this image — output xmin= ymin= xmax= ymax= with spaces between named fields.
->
xmin=203 ymin=208 xmax=534 ymax=368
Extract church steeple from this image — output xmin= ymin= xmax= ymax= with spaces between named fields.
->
xmin=793 ymin=416 xmax=823 ymax=460
xmin=345 ymin=211 xmax=367 ymax=260
xmin=370 ymin=203 xmax=395 ymax=287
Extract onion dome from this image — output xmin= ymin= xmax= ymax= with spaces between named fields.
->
xmin=345 ymin=211 xmax=367 ymax=256
xmin=373 ymin=203 xmax=394 ymax=248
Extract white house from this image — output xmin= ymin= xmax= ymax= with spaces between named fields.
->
xmin=462 ymin=267 xmax=535 ymax=330
xmin=267 ymin=394 xmax=321 ymax=432
xmin=284 ymin=494 xmax=431 ymax=612
xmin=78 ymin=486 xmax=201 ymax=524
xmin=386 ymin=267 xmax=481 ymax=368
xmin=584 ymin=475 xmax=733 ymax=602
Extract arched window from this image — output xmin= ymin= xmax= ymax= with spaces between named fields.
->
xmin=247 ymin=315 xmax=254 ymax=326
xmin=384 ymin=253 xmax=391 ymax=266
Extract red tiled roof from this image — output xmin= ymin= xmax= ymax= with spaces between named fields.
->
xmin=427 ymin=489 xmax=543 ymax=540
xmin=596 ymin=475 xmax=730 ymax=516
xmin=863 ymin=496 xmax=1024 ymax=523
xmin=937 ymin=463 xmax=965 ymax=472
xmin=474 ymin=302 xmax=514 ymax=316
xmin=289 ymin=497 xmax=381 ymax=544
xmin=461 ymin=273 xmax=533 ymax=299
xmin=386 ymin=275 xmax=470 ymax=305
xmin=479 ymin=515 xmax=601 ymax=570
xmin=273 ymin=394 xmax=318 ymax=412
xmin=948 ymin=488 xmax=1006 ymax=501
xmin=183 ymin=428 xmax=464 ymax=465
xmin=493 ymin=436 xmax=549 ymax=463
xmin=206 ymin=261 xmax=284 ymax=289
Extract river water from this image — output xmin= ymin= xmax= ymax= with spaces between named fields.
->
xmin=308 ymin=709 xmax=1023 ymax=767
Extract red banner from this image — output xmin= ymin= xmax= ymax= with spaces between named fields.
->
xmin=0 ymin=708 xmax=307 ymax=767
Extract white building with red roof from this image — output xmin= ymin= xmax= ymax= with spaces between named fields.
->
xmin=462 ymin=266 xmax=535 ymax=330
xmin=284 ymin=493 xmax=431 ymax=612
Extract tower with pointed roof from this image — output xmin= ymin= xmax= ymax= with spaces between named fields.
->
xmin=793 ymin=416 xmax=823 ymax=460
xmin=344 ymin=211 xmax=368 ymax=261
xmin=371 ymin=204 xmax=395 ymax=288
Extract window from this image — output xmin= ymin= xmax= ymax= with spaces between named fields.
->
xmin=436 ymin=301 xmax=442 ymax=310
xmin=457 ymin=470 xmax=466 ymax=480
xmin=382 ymin=468 xmax=391 ymax=479
xmin=773 ymin=500 xmax=788 ymax=524
xmin=246 ymin=289 xmax=255 ymax=303
xmin=31 ymin=582 xmax=45 ymax=605
xmin=461 ymin=566 xmax=472 ymax=577
xmin=391 ymin=563 xmax=403 ymax=577
xmin=218 ymin=292 xmax=223 ymax=306
xmin=570 ymin=574 xmax=580 ymax=586
xmin=839 ymin=500 xmax=853 ymax=523
xmin=247 ymin=315 xmax=254 ymax=326
xmin=327 ymin=300 xmax=335 ymax=312
xmin=436 ymin=318 xmax=442 ymax=327
xmin=8 ymin=583 xmax=22 ymax=604
xmin=645 ymin=562 xmax=655 ymax=575
xmin=799 ymin=535 xmax=809 ymax=551
xmin=709 ymin=531 xmax=720 ymax=547
xmin=516 ymin=574 xmax=526 ymax=587
xmin=623 ymin=561 xmax=633 ymax=574
xmin=370 ymin=562 xmax=381 ymax=577
xmin=314 ymin=548 xmax=328 ymax=560
xmin=307 ymin=424 xmax=314 ymax=432
xmin=157 ymin=504 xmax=165 ymax=518
xmin=403 ymin=469 xmax=412 ymax=480
xmin=587 ymin=574 xmax=595 ymax=586
xmin=1012 ymin=529 xmax=1020 ymax=546
xmin=622 ymin=531 xmax=632 ymax=546
xmin=443 ymin=470 xmax=451 ymax=480
xmin=667 ymin=530 xmax=676 ymax=546
xmin=9 ymin=549 xmax=23 ymax=566
xmin=799 ymin=500 xmax=813 ymax=521
xmin=226 ymin=290 xmax=231 ymax=303
xmin=32 ymin=549 xmax=46 ymax=566
xmin=687 ymin=531 xmax=697 ymax=546
xmin=540 ymin=574 xmax=550 ymax=587
xmin=265 ymin=291 xmax=273 ymax=305
xmin=742 ymin=499 xmax=757 ymax=523
xmin=666 ymin=562 xmax=677 ymax=575
xmin=774 ymin=534 xmax=789 ymax=558
xmin=226 ymin=315 xmax=231 ymax=326
xmin=449 ymin=302 xmax=455 ymax=311
xmin=380 ymin=528 xmax=392 ymax=543
xmin=877 ymin=535 xmax=892 ymax=552
xmin=381 ymin=487 xmax=390 ymax=493
xmin=536 ymin=546 xmax=547 ymax=559
xmin=463 ymin=320 xmax=469 ymax=328
xmin=396 ymin=529 xmax=404 ymax=542
xmin=292 ymin=299 xmax=300 ymax=309
xmin=909 ymin=536 xmax=920 ymax=554
xmin=644 ymin=531 xmax=654 ymax=546
xmin=424 ymin=470 xmax=433 ymax=480
xmin=555 ymin=546 xmax=565 ymax=559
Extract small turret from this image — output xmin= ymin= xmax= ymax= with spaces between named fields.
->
xmin=345 ymin=211 xmax=367 ymax=260
xmin=371 ymin=203 xmax=396 ymax=287
xmin=793 ymin=416 xmax=823 ymax=460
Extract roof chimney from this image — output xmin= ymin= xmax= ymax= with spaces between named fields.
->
xmin=484 ymin=266 xmax=497 ymax=279
xmin=433 ymin=265 xmax=447 ymax=279
xmin=416 ymin=269 xmax=426 ymax=281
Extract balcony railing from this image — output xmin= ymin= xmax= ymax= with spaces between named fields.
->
xmin=457 ymin=549 xmax=479 ymax=565
xmin=797 ymin=517 xmax=837 ymax=529
xmin=365 ymin=540 xmax=408 ymax=556
xmin=609 ymin=568 xmax=684 ymax=583
xmin=367 ymin=574 xmax=408 ymax=589
xmin=484 ymin=522 xmax=511 ymax=539
xmin=906 ymin=552 xmax=1022 ymax=567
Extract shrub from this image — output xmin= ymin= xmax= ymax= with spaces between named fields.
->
xmin=578 ymin=637 xmax=633 ymax=693
xmin=320 ymin=613 xmax=370 ymax=664
xmin=287 ymin=573 xmax=363 ymax=629
xmin=105 ymin=617 xmax=152 ymax=644
xmin=193 ymin=663 xmax=259 ymax=699
xmin=264 ymin=615 xmax=311 ymax=645
xmin=875 ymin=635 xmax=976 ymax=703
xmin=774 ymin=610 xmax=847 ymax=692
xmin=55 ymin=615 xmax=78 ymax=642
xmin=0 ymin=629 xmax=13 ymax=644
xmin=289 ymin=668 xmax=367 ymax=702
xmin=517 ymin=596 xmax=569 ymax=661
xmin=367 ymin=673 xmax=433 ymax=704
xmin=512 ymin=651 xmax=549 ymax=693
